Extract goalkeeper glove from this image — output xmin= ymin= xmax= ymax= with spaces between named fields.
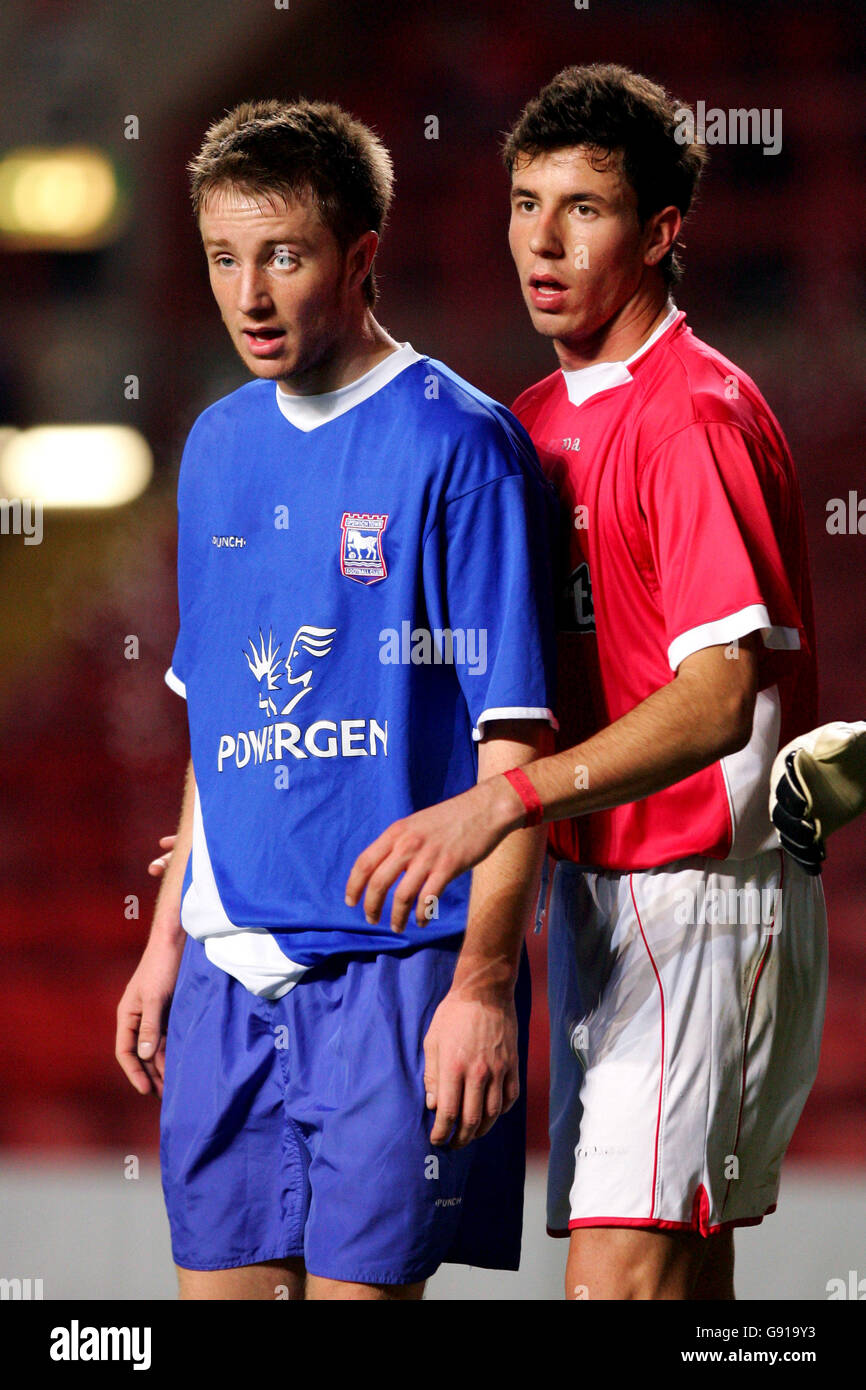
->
xmin=769 ymin=720 xmax=866 ymax=874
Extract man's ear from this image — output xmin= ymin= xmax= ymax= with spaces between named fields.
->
xmin=346 ymin=229 xmax=379 ymax=292
xmin=643 ymin=205 xmax=681 ymax=268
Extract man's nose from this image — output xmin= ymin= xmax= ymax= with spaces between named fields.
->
xmin=528 ymin=212 xmax=564 ymax=259
xmin=238 ymin=266 xmax=273 ymax=314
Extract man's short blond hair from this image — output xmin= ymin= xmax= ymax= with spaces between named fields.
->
xmin=188 ymin=98 xmax=394 ymax=306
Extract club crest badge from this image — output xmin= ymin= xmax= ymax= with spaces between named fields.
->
xmin=340 ymin=511 xmax=389 ymax=585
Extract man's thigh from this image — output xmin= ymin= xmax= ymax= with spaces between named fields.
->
xmin=305 ymin=1275 xmax=425 ymax=1301
xmin=175 ymin=1260 xmax=427 ymax=1301
xmin=160 ymin=937 xmax=310 ymax=1274
xmin=547 ymin=852 xmax=827 ymax=1236
xmin=566 ymin=1227 xmax=734 ymax=1301
xmin=177 ymin=1258 xmax=306 ymax=1301
xmin=162 ymin=935 xmax=527 ymax=1289
xmin=289 ymin=941 xmax=513 ymax=1287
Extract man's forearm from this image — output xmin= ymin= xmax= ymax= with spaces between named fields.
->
xmin=451 ymin=822 xmax=546 ymax=998
xmin=511 ymin=677 xmax=731 ymax=823
xmin=494 ymin=640 xmax=759 ymax=832
xmin=150 ymin=759 xmax=195 ymax=946
xmin=452 ymin=726 xmax=550 ymax=999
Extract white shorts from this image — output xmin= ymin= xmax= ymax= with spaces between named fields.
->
xmin=546 ymin=848 xmax=827 ymax=1237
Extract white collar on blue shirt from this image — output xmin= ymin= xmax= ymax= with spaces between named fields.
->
xmin=274 ymin=342 xmax=423 ymax=432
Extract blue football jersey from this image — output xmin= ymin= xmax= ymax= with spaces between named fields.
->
xmin=167 ymin=345 xmax=556 ymax=987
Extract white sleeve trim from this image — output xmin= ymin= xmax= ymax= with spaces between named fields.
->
xmin=667 ymin=603 xmax=801 ymax=672
xmin=472 ymin=706 xmax=559 ymax=742
xmin=164 ymin=666 xmax=187 ymax=699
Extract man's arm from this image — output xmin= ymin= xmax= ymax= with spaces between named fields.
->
xmin=422 ymin=719 xmax=551 ymax=1149
xmin=507 ymin=635 xmax=759 ymax=822
xmin=346 ymin=637 xmax=759 ymax=924
xmin=115 ymin=758 xmax=195 ymax=1096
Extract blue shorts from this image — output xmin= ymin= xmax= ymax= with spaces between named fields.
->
xmin=160 ymin=934 xmax=529 ymax=1285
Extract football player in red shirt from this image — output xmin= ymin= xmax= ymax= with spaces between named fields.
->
xmin=347 ymin=64 xmax=828 ymax=1301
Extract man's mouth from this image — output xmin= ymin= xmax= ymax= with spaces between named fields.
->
xmin=243 ymin=327 xmax=287 ymax=355
xmin=531 ymin=275 xmax=568 ymax=292
xmin=528 ymin=275 xmax=570 ymax=311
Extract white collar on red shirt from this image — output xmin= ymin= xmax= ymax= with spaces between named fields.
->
xmin=561 ymin=301 xmax=680 ymax=407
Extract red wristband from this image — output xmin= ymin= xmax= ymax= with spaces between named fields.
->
xmin=503 ymin=767 xmax=544 ymax=827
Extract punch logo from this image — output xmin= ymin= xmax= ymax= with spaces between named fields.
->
xmin=341 ymin=511 xmax=388 ymax=584
xmin=212 ymin=533 xmax=246 ymax=548
xmin=245 ymin=625 xmax=336 ymax=717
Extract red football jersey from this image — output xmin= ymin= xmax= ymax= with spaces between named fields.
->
xmin=513 ymin=307 xmax=818 ymax=869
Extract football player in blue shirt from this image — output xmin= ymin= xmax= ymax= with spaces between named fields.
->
xmin=115 ymin=98 xmax=557 ymax=1300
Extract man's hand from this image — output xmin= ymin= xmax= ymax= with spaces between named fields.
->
xmin=115 ymin=934 xmax=186 ymax=1097
xmin=148 ymin=835 xmax=176 ymax=877
xmin=345 ymin=778 xmax=524 ymax=931
xmin=119 ymin=761 xmax=194 ymax=1095
xmin=424 ymin=978 xmax=520 ymax=1148
xmin=348 ymin=722 xmax=545 ymax=1149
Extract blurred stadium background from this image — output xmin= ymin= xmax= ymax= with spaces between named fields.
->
xmin=1 ymin=0 xmax=864 ymax=1299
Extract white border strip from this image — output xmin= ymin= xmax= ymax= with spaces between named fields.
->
xmin=667 ymin=604 xmax=800 ymax=672
xmin=473 ymin=706 xmax=559 ymax=742
xmin=164 ymin=666 xmax=187 ymax=699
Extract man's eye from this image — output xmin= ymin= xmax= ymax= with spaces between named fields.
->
xmin=273 ymin=252 xmax=295 ymax=268
xmin=574 ymin=204 xmax=595 ymax=217
xmin=214 ymin=255 xmax=234 ymax=268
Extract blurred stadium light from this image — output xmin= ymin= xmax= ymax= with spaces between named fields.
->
xmin=0 ymin=425 xmax=152 ymax=507
xmin=0 ymin=147 xmax=127 ymax=251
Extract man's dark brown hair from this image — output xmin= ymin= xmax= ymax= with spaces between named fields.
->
xmin=188 ymin=98 xmax=394 ymax=306
xmin=503 ymin=63 xmax=707 ymax=288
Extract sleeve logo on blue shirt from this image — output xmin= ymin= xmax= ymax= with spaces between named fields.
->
xmin=340 ymin=511 xmax=389 ymax=585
